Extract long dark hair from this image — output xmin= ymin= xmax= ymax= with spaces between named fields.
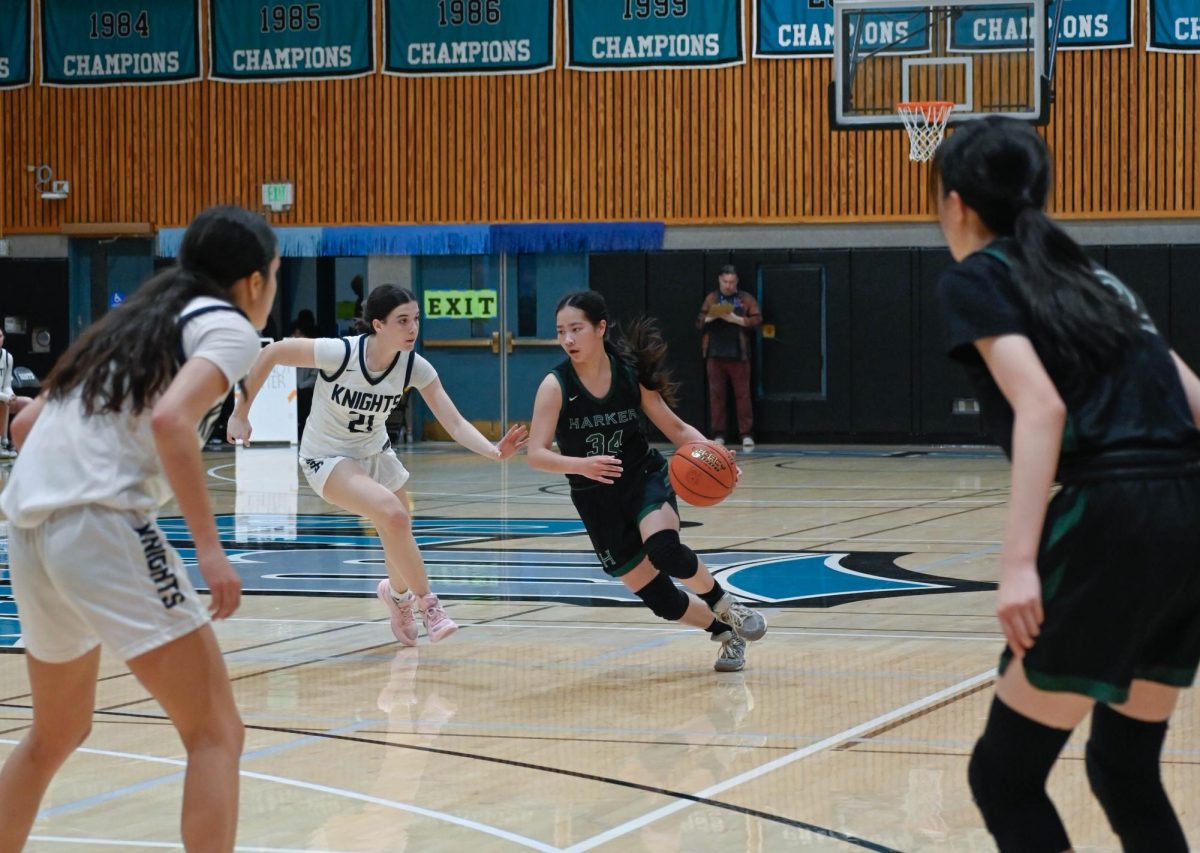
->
xmin=353 ymin=284 xmax=417 ymax=334
xmin=45 ymin=206 xmax=276 ymax=415
xmin=555 ymin=290 xmax=679 ymax=406
xmin=933 ymin=116 xmax=1141 ymax=373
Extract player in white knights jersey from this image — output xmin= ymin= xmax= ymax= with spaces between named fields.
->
xmin=228 ymin=284 xmax=526 ymax=644
xmin=0 ymin=206 xmax=279 ymax=853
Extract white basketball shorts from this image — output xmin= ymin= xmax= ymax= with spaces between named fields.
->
xmin=299 ymin=447 xmax=410 ymax=499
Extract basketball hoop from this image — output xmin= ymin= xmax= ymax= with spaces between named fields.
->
xmin=896 ymin=101 xmax=954 ymax=162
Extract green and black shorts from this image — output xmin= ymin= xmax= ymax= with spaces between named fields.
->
xmin=1000 ymin=451 xmax=1200 ymax=703
xmin=570 ymin=450 xmax=678 ymax=578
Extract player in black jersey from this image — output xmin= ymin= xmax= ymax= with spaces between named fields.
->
xmin=527 ymin=290 xmax=767 ymax=672
xmin=935 ymin=117 xmax=1200 ymax=851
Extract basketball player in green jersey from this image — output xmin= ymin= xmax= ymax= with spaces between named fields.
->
xmin=527 ymin=290 xmax=767 ymax=672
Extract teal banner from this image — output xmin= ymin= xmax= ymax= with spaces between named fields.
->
xmin=1149 ymin=0 xmax=1200 ymax=51
xmin=755 ymin=1 xmax=929 ymax=57
xmin=0 ymin=0 xmax=32 ymax=88
xmin=385 ymin=0 xmax=554 ymax=75
xmin=41 ymin=0 xmax=200 ymax=86
xmin=567 ymin=0 xmax=744 ymax=69
xmin=210 ymin=0 xmax=374 ymax=81
xmin=950 ymin=0 xmax=1131 ymax=50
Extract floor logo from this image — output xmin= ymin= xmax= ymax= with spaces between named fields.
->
xmin=0 ymin=514 xmax=992 ymax=649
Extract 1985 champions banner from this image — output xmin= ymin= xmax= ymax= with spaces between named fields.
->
xmin=41 ymin=0 xmax=200 ymax=86
xmin=210 ymin=0 xmax=374 ymax=81
xmin=568 ymin=0 xmax=744 ymax=70
xmin=385 ymin=0 xmax=554 ymax=75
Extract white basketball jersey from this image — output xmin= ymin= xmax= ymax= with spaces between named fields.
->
xmin=300 ymin=335 xmax=436 ymax=460
xmin=0 ymin=298 xmax=260 ymax=528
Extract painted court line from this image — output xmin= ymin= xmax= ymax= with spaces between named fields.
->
xmin=1 ymin=739 xmax=556 ymax=853
xmin=563 ymin=668 xmax=997 ymax=852
xmin=28 ymin=838 xmax=350 ymax=853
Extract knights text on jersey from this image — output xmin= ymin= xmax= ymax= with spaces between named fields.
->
xmin=300 ymin=335 xmax=437 ymax=459
xmin=552 ymin=354 xmax=651 ymax=491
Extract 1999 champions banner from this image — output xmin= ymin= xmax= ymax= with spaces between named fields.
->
xmin=41 ymin=0 xmax=200 ymax=86
xmin=210 ymin=0 xmax=374 ymax=81
xmin=568 ymin=0 xmax=744 ymax=70
xmin=0 ymin=0 xmax=32 ymax=88
xmin=1149 ymin=0 xmax=1200 ymax=51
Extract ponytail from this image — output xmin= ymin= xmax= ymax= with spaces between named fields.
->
xmin=934 ymin=117 xmax=1142 ymax=375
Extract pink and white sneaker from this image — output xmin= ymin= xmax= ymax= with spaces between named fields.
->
xmin=377 ymin=580 xmax=419 ymax=646
xmin=417 ymin=593 xmax=458 ymax=642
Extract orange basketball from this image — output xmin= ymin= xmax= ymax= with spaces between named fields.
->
xmin=669 ymin=440 xmax=737 ymax=507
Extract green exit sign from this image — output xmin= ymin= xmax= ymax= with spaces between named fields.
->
xmin=262 ymin=182 xmax=294 ymax=212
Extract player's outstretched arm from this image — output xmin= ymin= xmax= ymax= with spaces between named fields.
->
xmin=640 ymin=385 xmax=705 ymax=447
xmin=418 ymin=377 xmax=526 ymax=460
xmin=228 ymin=338 xmax=317 ymax=445
xmin=526 ymin=375 xmax=621 ymax=483
xmin=152 ymin=358 xmax=242 ymax=619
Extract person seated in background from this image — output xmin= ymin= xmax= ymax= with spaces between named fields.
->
xmin=0 ymin=329 xmax=32 ymax=458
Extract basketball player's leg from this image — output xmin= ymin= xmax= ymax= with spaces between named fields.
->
xmin=1086 ymin=680 xmax=1187 ymax=851
xmin=127 ymin=626 xmax=243 ymax=853
xmin=0 ymin=648 xmax=101 ymax=853
xmin=321 ymin=460 xmax=425 ymax=596
xmin=638 ymin=502 xmax=766 ymax=640
xmin=969 ymin=658 xmax=1093 ymax=851
xmin=620 ymin=560 xmax=712 ymax=629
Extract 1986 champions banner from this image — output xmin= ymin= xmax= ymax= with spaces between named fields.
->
xmin=568 ymin=0 xmax=744 ymax=70
xmin=385 ymin=0 xmax=554 ymax=75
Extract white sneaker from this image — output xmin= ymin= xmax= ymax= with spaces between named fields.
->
xmin=713 ymin=593 xmax=767 ymax=641
xmin=741 ymin=436 xmax=755 ymax=452
xmin=713 ymin=436 xmax=726 ymax=446
xmin=713 ymin=630 xmax=746 ymax=672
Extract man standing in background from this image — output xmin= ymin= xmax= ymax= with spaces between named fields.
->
xmin=697 ymin=265 xmax=762 ymax=451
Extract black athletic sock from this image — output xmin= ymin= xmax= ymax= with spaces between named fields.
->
xmin=705 ymin=619 xmax=730 ymax=636
xmin=698 ymin=580 xmax=725 ymax=610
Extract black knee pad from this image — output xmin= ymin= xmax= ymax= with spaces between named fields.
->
xmin=968 ymin=698 xmax=1072 ymax=853
xmin=644 ymin=530 xmax=698 ymax=580
xmin=634 ymin=572 xmax=690 ymax=622
xmin=1085 ymin=704 xmax=1187 ymax=852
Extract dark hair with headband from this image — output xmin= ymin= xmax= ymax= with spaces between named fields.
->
xmin=45 ymin=205 xmax=277 ymax=415
xmin=933 ymin=117 xmax=1141 ymax=374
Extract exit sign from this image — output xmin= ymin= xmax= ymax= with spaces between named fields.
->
xmin=262 ymin=182 xmax=294 ymax=212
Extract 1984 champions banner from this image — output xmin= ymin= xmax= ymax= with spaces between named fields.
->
xmin=568 ymin=0 xmax=744 ymax=70
xmin=0 ymin=0 xmax=32 ymax=88
xmin=41 ymin=0 xmax=200 ymax=86
xmin=385 ymin=0 xmax=554 ymax=75
xmin=210 ymin=0 xmax=374 ymax=81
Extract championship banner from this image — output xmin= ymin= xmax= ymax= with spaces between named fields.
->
xmin=40 ymin=0 xmax=200 ymax=86
xmin=384 ymin=0 xmax=555 ymax=76
xmin=950 ymin=0 xmax=1132 ymax=51
xmin=567 ymin=0 xmax=744 ymax=70
xmin=1148 ymin=0 xmax=1200 ymax=51
xmin=0 ymin=0 xmax=32 ymax=88
xmin=754 ymin=1 xmax=929 ymax=57
xmin=210 ymin=0 xmax=374 ymax=81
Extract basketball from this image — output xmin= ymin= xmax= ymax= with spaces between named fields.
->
xmin=669 ymin=441 xmax=737 ymax=507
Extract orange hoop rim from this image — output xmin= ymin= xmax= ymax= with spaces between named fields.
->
xmin=895 ymin=100 xmax=956 ymax=120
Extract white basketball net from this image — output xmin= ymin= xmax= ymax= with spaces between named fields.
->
xmin=896 ymin=101 xmax=954 ymax=162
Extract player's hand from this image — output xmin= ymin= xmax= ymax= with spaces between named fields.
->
xmin=495 ymin=424 xmax=529 ymax=460
xmin=197 ymin=549 xmax=242 ymax=619
xmin=578 ymin=454 xmax=622 ymax=484
xmin=996 ymin=560 xmax=1042 ymax=658
xmin=226 ymin=413 xmax=252 ymax=446
xmin=717 ymin=445 xmax=741 ymax=481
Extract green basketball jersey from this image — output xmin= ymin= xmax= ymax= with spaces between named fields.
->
xmin=552 ymin=352 xmax=652 ymax=491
